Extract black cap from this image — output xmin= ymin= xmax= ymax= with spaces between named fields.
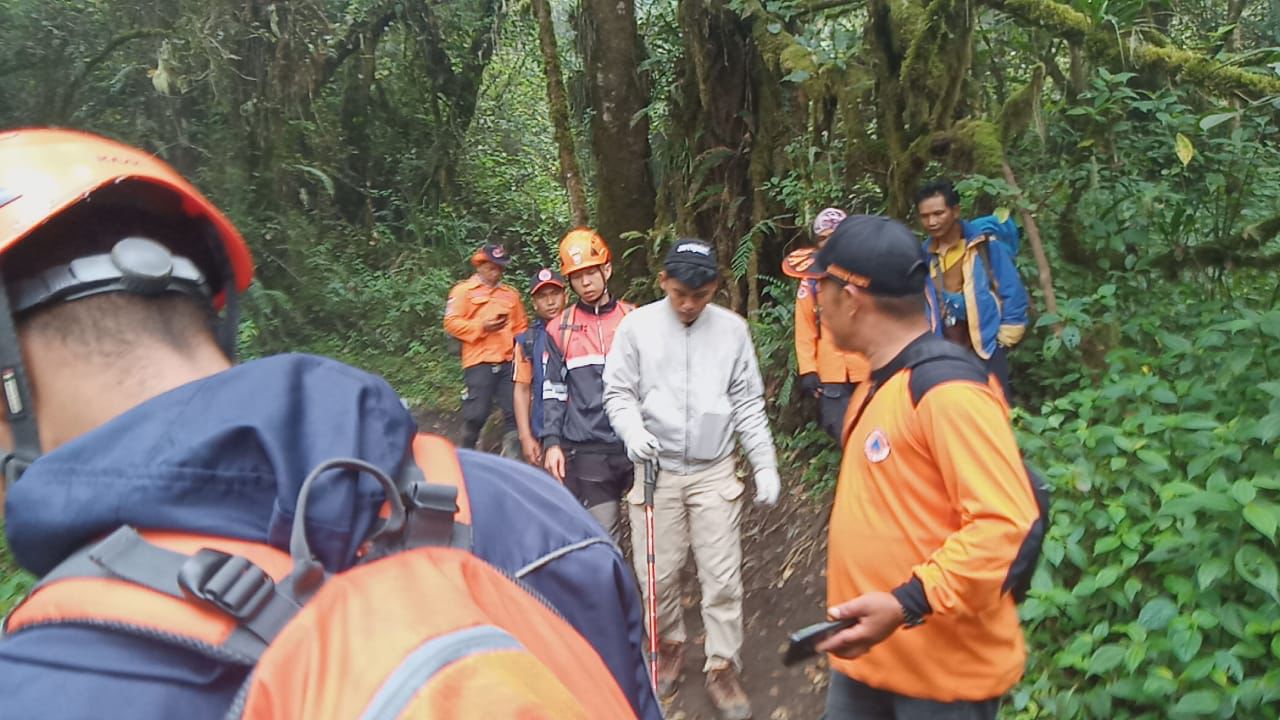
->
xmin=529 ymin=267 xmax=566 ymax=294
xmin=473 ymin=243 xmax=512 ymax=267
xmin=664 ymin=238 xmax=717 ymax=271
xmin=797 ymin=215 xmax=927 ymax=297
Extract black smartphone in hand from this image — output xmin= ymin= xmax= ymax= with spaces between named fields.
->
xmin=782 ymin=618 xmax=858 ymax=666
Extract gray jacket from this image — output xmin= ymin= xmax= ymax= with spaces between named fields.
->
xmin=603 ymin=298 xmax=778 ymax=476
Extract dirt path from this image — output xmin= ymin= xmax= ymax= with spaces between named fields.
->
xmin=413 ymin=405 xmax=835 ymax=718
xmin=658 ymin=483 xmax=833 ymax=720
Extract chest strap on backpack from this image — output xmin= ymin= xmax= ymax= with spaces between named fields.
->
xmin=4 ymin=435 xmax=475 ymax=663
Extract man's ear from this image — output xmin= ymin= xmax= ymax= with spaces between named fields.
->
xmin=602 ymin=263 xmax=614 ymax=282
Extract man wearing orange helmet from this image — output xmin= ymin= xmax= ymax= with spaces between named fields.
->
xmin=443 ymin=243 xmax=529 ymax=452
xmin=0 ymin=129 xmax=663 ymax=719
xmin=540 ymin=228 xmax=635 ymax=542
xmin=782 ymin=207 xmax=870 ymax=440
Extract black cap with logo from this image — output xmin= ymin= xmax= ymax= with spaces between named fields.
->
xmin=791 ymin=215 xmax=927 ymax=297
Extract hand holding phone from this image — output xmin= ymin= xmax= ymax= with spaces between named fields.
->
xmin=782 ymin=617 xmax=858 ymax=666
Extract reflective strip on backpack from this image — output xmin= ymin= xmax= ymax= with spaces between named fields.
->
xmin=358 ymin=625 xmax=523 ymax=720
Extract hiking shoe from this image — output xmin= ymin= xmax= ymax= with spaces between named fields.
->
xmin=655 ymin=641 xmax=685 ymax=697
xmin=706 ymin=664 xmax=752 ymax=720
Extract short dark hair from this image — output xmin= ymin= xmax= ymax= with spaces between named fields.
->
xmin=663 ymin=262 xmax=719 ymax=290
xmin=3 ymin=202 xmax=219 ymax=353
xmin=872 ymin=291 xmax=926 ymax=321
xmin=915 ymin=179 xmax=960 ymax=208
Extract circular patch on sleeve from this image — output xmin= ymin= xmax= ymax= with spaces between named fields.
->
xmin=864 ymin=429 xmax=891 ymax=463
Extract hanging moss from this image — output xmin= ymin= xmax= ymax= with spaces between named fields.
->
xmin=998 ymin=64 xmax=1045 ymax=144
xmin=986 ymin=0 xmax=1280 ymax=98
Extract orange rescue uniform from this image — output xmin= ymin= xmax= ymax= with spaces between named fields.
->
xmin=794 ymin=279 xmax=869 ymax=383
xmin=444 ymin=275 xmax=529 ymax=368
xmin=828 ymin=339 xmax=1039 ymax=702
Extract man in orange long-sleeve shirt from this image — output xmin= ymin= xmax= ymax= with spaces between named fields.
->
xmin=444 ymin=243 xmax=529 ymax=450
xmin=791 ymin=215 xmax=1041 ymax=719
xmin=783 ymin=208 xmax=869 ymax=439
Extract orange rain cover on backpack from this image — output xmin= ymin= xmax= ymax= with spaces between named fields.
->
xmin=237 ymin=545 xmax=633 ymax=718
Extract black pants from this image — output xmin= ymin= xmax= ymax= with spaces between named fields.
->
xmin=823 ymin=671 xmax=999 ymax=720
xmin=820 ymin=382 xmax=856 ymax=440
xmin=985 ymin=345 xmax=1012 ymax=406
xmin=461 ymin=362 xmax=516 ymax=449
xmin=563 ymin=446 xmax=633 ymax=542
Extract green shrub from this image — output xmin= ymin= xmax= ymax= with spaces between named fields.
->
xmin=1009 ymin=285 xmax=1280 ymax=718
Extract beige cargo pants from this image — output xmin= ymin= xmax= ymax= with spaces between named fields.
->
xmin=627 ymin=455 xmax=744 ymax=670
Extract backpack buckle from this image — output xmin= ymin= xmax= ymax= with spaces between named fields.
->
xmin=179 ymin=548 xmax=276 ymax=621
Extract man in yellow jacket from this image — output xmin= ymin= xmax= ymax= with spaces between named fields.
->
xmin=444 ymin=243 xmax=528 ymax=451
xmin=791 ymin=215 xmax=1041 ymax=719
xmin=783 ymin=208 xmax=869 ymax=439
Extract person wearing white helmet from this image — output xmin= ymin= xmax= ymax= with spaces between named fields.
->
xmin=781 ymin=208 xmax=870 ymax=440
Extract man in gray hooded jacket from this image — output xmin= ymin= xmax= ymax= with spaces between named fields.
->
xmin=603 ymin=238 xmax=780 ymax=720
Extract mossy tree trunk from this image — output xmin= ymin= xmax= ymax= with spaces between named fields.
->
xmin=532 ymin=0 xmax=589 ymax=227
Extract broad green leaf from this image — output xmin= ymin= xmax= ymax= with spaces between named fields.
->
xmin=1170 ymin=625 xmax=1203 ymax=663
xmin=994 ymin=207 xmax=1011 ymax=222
xmin=1234 ymin=544 xmax=1280 ymax=602
xmin=1151 ymin=388 xmax=1179 ymax=404
xmin=1138 ymin=597 xmax=1178 ymax=630
xmin=1197 ymin=557 xmax=1228 ymax=589
xmin=1087 ymin=644 xmax=1126 ymax=676
xmin=1137 ymin=449 xmax=1170 ymax=471
xmin=1232 ymin=480 xmax=1258 ymax=506
xmin=1199 ymin=112 xmax=1237 ymax=131
xmin=1171 ymin=689 xmax=1220 ymax=715
xmin=1254 ymin=413 xmax=1280 ymax=444
xmin=1243 ymin=501 xmax=1279 ymax=542
xmin=1175 ymin=133 xmax=1195 ymax=166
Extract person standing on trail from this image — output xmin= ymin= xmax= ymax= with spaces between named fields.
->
xmin=540 ymin=229 xmax=635 ymax=543
xmin=513 ymin=267 xmax=568 ymax=465
xmin=787 ymin=214 xmax=1041 ymax=719
xmin=0 ymin=128 xmax=661 ymax=719
xmin=603 ymin=238 xmax=781 ymax=720
xmin=783 ymin=207 xmax=870 ymax=440
xmin=443 ymin=243 xmax=528 ymax=454
xmin=916 ymin=179 xmax=1028 ymax=403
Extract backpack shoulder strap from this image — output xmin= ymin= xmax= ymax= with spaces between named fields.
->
xmin=409 ymin=434 xmax=469 ymax=526
xmin=976 ymin=237 xmax=1000 ymax=297
xmin=3 ymin=527 xmax=298 ymax=664
xmin=898 ymin=338 xmax=989 ymax=407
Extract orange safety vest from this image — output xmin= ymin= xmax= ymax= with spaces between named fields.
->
xmin=4 ymin=435 xmax=636 ymax=719
xmin=794 ymin=279 xmax=870 ymax=384
xmin=444 ymin=276 xmax=530 ymax=368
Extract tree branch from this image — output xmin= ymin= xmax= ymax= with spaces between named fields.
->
xmin=58 ymin=28 xmax=169 ymax=121
xmin=984 ymin=0 xmax=1280 ymax=98
xmin=315 ymin=7 xmax=400 ymax=93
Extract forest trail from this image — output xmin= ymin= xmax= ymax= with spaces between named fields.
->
xmin=414 ymin=405 xmax=834 ymax=718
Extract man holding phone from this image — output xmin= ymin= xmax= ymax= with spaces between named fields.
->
xmin=444 ymin=243 xmax=529 ymax=451
xmin=789 ymin=215 xmax=1041 ymax=719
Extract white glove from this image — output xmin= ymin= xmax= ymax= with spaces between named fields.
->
xmin=753 ymin=468 xmax=781 ymax=506
xmin=625 ymin=429 xmax=661 ymax=464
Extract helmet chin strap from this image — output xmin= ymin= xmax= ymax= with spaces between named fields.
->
xmin=0 ymin=272 xmax=41 ymax=488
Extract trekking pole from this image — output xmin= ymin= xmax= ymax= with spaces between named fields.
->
xmin=644 ymin=459 xmax=660 ymax=694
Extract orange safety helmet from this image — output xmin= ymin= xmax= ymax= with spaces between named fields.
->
xmin=0 ymin=128 xmax=254 ymax=484
xmin=0 ymin=128 xmax=254 ymax=296
xmin=558 ymin=228 xmax=610 ymax=276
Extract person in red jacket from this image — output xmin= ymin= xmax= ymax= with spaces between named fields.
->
xmin=789 ymin=214 xmax=1040 ymax=719
xmin=783 ymin=208 xmax=870 ymax=439
xmin=540 ymin=229 xmax=634 ymax=542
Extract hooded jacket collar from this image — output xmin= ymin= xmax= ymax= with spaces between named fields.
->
xmin=4 ymin=354 xmax=415 ymax=576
